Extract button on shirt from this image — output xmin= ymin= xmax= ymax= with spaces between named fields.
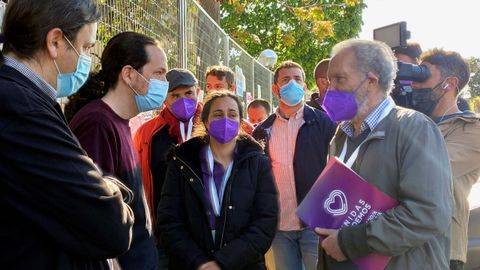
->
xmin=269 ymin=106 xmax=305 ymax=231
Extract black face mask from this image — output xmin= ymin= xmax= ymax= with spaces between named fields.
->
xmin=411 ymin=81 xmax=445 ymax=117
xmin=411 ymin=88 xmax=437 ymax=116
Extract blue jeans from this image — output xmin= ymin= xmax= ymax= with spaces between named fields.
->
xmin=271 ymin=229 xmax=319 ymax=270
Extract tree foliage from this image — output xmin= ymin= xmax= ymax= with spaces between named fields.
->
xmin=468 ymin=57 xmax=480 ymax=97
xmin=220 ymin=0 xmax=366 ymax=88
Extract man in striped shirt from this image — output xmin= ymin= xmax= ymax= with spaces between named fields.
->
xmin=253 ymin=61 xmax=336 ymax=270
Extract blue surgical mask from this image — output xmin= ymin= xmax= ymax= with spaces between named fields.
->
xmin=279 ymin=80 xmax=304 ymax=106
xmin=54 ymin=37 xmax=92 ymax=98
xmin=130 ymin=69 xmax=169 ymax=112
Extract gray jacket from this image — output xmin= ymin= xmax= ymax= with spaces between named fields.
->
xmin=318 ymin=107 xmax=453 ymax=270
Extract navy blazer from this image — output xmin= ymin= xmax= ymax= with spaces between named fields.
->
xmin=0 ymin=64 xmax=133 ymax=270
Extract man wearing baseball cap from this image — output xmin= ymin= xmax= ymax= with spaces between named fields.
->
xmin=134 ymin=68 xmax=202 ymax=269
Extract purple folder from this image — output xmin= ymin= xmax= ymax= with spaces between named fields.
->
xmin=297 ymin=157 xmax=399 ymax=270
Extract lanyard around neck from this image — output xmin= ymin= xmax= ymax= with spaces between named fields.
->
xmin=206 ymin=146 xmax=233 ymax=216
xmin=338 ymin=98 xmax=394 ymax=168
xmin=179 ymin=118 xmax=193 ymax=143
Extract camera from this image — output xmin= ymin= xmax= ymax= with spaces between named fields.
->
xmin=374 ymin=22 xmax=431 ymax=107
xmin=396 ymin=61 xmax=430 ymax=82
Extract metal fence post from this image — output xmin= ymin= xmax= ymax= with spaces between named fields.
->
xmin=224 ymin=35 xmax=229 ymax=67
xmin=178 ymin=0 xmax=187 ymax=69
xmin=250 ymin=59 xmax=255 ymax=99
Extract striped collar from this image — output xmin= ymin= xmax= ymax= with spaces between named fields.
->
xmin=340 ymin=96 xmax=394 ymax=137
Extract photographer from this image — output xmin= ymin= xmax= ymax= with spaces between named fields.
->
xmin=391 ymin=41 xmax=422 ymax=108
xmin=392 ymin=41 xmax=470 ymax=111
xmin=412 ymin=48 xmax=480 ymax=270
xmin=394 ymin=41 xmax=422 ymax=64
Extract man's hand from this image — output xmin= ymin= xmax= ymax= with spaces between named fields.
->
xmin=197 ymin=261 xmax=221 ymax=270
xmin=315 ymin=227 xmax=347 ymax=262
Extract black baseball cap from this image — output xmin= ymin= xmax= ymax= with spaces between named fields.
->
xmin=166 ymin=68 xmax=198 ymax=92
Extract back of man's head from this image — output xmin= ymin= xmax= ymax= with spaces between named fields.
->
xmin=420 ymin=48 xmax=470 ymax=91
xmin=314 ymin=58 xmax=330 ymax=80
xmin=331 ymin=39 xmax=397 ymax=94
xmin=273 ymin=60 xmax=306 ymax=84
xmin=205 ymin=65 xmax=235 ymax=89
xmin=394 ymin=41 xmax=422 ymax=64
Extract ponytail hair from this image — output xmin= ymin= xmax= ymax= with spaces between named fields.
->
xmin=64 ymin=71 xmax=108 ymax=122
xmin=64 ymin=31 xmax=158 ymax=122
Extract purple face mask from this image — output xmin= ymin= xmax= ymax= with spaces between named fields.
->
xmin=399 ymin=80 xmax=413 ymax=85
xmin=208 ymin=117 xmax=239 ymax=144
xmin=321 ymin=78 xmax=367 ymax=122
xmin=170 ymin=97 xmax=196 ymax=121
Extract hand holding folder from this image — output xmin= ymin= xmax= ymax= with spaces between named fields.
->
xmin=297 ymin=157 xmax=399 ymax=270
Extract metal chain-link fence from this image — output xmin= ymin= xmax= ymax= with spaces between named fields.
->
xmin=95 ymin=0 xmax=180 ymax=70
xmin=93 ymin=0 xmax=273 ymax=114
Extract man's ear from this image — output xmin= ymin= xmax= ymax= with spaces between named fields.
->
xmin=120 ymin=65 xmax=135 ymax=87
xmin=45 ymin=28 xmax=65 ymax=59
xmin=272 ymin=84 xmax=279 ymax=98
xmin=366 ymin=72 xmax=379 ymax=88
xmin=443 ymin=77 xmax=459 ymax=91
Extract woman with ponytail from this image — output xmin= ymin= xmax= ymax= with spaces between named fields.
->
xmin=66 ymin=31 xmax=169 ymax=270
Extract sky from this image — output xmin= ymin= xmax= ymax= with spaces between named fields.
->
xmin=359 ymin=0 xmax=479 ymax=59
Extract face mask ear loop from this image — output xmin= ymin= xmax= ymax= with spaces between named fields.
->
xmin=128 ymin=67 xmax=150 ymax=96
xmin=131 ymin=67 xmax=150 ymax=84
xmin=53 ymin=59 xmax=62 ymax=75
xmin=128 ymin=82 xmax=141 ymax=96
xmin=63 ymin=36 xmax=81 ymax=57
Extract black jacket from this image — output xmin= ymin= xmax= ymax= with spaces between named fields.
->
xmin=157 ymin=136 xmax=278 ymax=270
xmin=253 ymin=105 xmax=336 ymax=206
xmin=0 ymin=65 xmax=134 ymax=269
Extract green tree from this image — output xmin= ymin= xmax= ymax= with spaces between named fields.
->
xmin=220 ymin=0 xmax=366 ymax=89
xmin=468 ymin=57 xmax=480 ymax=97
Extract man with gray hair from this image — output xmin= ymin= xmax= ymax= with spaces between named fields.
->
xmin=315 ymin=39 xmax=452 ymax=269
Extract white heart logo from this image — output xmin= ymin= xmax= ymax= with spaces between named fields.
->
xmin=324 ymin=189 xmax=348 ymax=216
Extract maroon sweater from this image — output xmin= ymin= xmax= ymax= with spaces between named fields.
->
xmin=69 ymin=99 xmax=157 ymax=270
